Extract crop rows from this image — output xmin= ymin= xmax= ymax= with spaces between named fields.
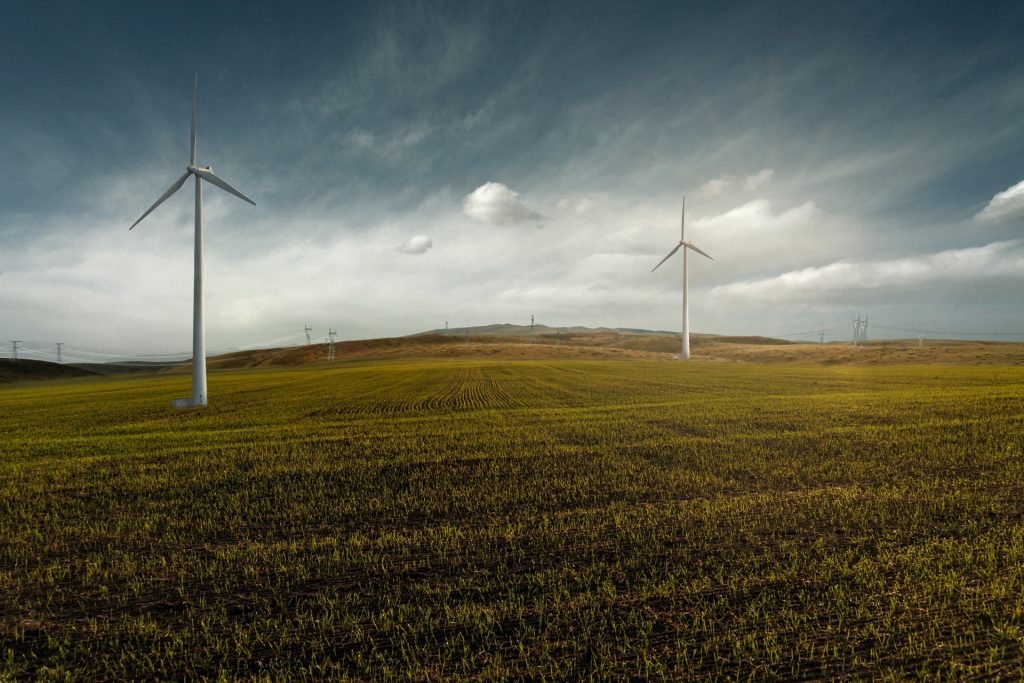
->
xmin=1 ymin=359 xmax=1023 ymax=679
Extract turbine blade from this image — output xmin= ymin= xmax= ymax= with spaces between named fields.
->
xmin=129 ymin=171 xmax=190 ymax=230
xmin=192 ymin=168 xmax=255 ymax=205
xmin=651 ymin=242 xmax=683 ymax=272
xmin=191 ymin=75 xmax=197 ymax=166
xmin=685 ymin=242 xmax=714 ymax=260
xmin=681 ymin=195 xmax=686 ymax=241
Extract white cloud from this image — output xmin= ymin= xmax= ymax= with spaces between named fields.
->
xmin=697 ymin=177 xmax=731 ymax=197
xmin=976 ymin=179 xmax=1024 ymax=223
xmin=394 ymin=234 xmax=433 ymax=254
xmin=711 ymin=240 xmax=1024 ymax=303
xmin=696 ymin=168 xmax=774 ymax=197
xmin=743 ymin=168 xmax=774 ymax=190
xmin=463 ymin=181 xmax=543 ymax=226
xmin=688 ymin=199 xmax=857 ymax=280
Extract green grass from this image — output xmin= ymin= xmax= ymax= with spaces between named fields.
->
xmin=2 ymin=359 xmax=1023 ymax=680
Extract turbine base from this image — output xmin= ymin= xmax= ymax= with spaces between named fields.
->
xmin=171 ymin=397 xmax=205 ymax=410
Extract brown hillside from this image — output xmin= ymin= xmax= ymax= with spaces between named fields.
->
xmin=0 ymin=359 xmax=99 ymax=384
xmin=188 ymin=333 xmax=1024 ymax=370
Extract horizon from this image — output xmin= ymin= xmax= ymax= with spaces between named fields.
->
xmin=3 ymin=1 xmax=1024 ymax=360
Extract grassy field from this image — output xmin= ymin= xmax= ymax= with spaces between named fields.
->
xmin=2 ymin=358 xmax=1023 ymax=680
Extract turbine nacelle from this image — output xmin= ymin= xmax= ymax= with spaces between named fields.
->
xmin=651 ymin=240 xmax=713 ymax=272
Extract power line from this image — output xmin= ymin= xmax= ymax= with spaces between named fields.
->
xmin=872 ymin=323 xmax=1024 ymax=337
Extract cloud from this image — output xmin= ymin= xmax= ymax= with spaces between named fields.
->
xmin=743 ymin=168 xmax=774 ymax=191
xmin=463 ymin=181 xmax=543 ymax=226
xmin=697 ymin=177 xmax=732 ymax=198
xmin=394 ymin=234 xmax=433 ymax=254
xmin=710 ymin=240 xmax=1024 ymax=303
xmin=696 ymin=169 xmax=774 ymax=197
xmin=557 ymin=196 xmax=596 ymax=216
xmin=975 ymin=179 xmax=1024 ymax=223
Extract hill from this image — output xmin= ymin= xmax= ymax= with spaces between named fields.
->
xmin=6 ymin=330 xmax=1022 ymax=385
xmin=192 ymin=332 xmax=1024 ymax=372
xmin=0 ymin=359 xmax=99 ymax=383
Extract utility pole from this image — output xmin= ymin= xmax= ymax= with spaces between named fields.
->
xmin=918 ymin=334 xmax=924 ymax=349
xmin=530 ymin=314 xmax=535 ymax=343
xmin=304 ymin=324 xmax=313 ymax=346
xmin=10 ymin=340 xmax=20 ymax=361
xmin=819 ymin=331 xmax=825 ymax=345
xmin=465 ymin=328 xmax=470 ymax=346
xmin=327 ymin=328 xmax=337 ymax=361
xmin=445 ymin=320 xmax=448 ymax=331
xmin=556 ymin=325 xmax=561 ymax=346
xmin=56 ymin=343 xmax=64 ymax=364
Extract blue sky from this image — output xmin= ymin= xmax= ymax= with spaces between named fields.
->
xmin=2 ymin=1 xmax=1024 ymax=359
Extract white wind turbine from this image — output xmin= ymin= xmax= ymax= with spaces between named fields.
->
xmin=130 ymin=76 xmax=255 ymax=408
xmin=651 ymin=197 xmax=713 ymax=360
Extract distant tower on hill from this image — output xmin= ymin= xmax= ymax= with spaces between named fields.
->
xmin=304 ymin=324 xmax=313 ymax=346
xmin=851 ymin=316 xmax=868 ymax=345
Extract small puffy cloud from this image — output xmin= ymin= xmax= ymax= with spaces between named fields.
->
xmin=976 ymin=179 xmax=1024 ymax=222
xmin=394 ymin=234 xmax=433 ymax=254
xmin=711 ymin=240 xmax=1024 ymax=303
xmin=743 ymin=168 xmax=774 ymax=190
xmin=463 ymin=181 xmax=543 ymax=226
xmin=697 ymin=177 xmax=731 ymax=197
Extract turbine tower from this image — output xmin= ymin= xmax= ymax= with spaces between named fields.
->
xmin=130 ymin=76 xmax=255 ymax=408
xmin=651 ymin=197 xmax=713 ymax=360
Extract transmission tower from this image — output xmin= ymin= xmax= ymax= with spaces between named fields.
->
xmin=851 ymin=316 xmax=869 ymax=345
xmin=10 ymin=340 xmax=21 ymax=361
xmin=327 ymin=328 xmax=337 ymax=361
xmin=819 ymin=331 xmax=825 ymax=345
xmin=530 ymin=314 xmax=535 ymax=342
xmin=445 ymin=320 xmax=448 ymax=331
xmin=304 ymin=324 xmax=313 ymax=346
xmin=56 ymin=342 xmax=64 ymax=364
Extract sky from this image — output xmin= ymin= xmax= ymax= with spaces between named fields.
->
xmin=2 ymin=0 xmax=1024 ymax=361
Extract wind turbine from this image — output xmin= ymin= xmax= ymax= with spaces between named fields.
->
xmin=651 ymin=197 xmax=713 ymax=360
xmin=130 ymin=75 xmax=255 ymax=408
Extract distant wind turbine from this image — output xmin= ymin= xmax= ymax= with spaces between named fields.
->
xmin=130 ymin=75 xmax=255 ymax=408
xmin=651 ymin=197 xmax=713 ymax=360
